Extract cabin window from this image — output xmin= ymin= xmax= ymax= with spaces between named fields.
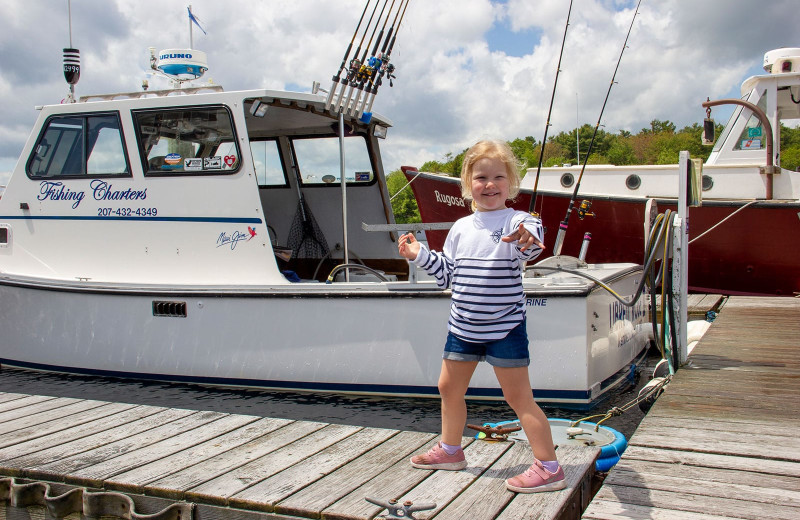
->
xmin=133 ymin=106 xmax=240 ymax=176
xmin=27 ymin=113 xmax=129 ymax=178
xmin=250 ymin=139 xmax=287 ymax=187
xmin=733 ymin=89 xmax=768 ymax=151
xmin=290 ymin=135 xmax=375 ymax=186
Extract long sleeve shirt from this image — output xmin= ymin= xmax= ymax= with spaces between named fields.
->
xmin=413 ymin=207 xmax=544 ymax=342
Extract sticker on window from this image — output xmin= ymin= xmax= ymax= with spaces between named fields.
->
xmin=184 ymin=158 xmax=203 ymax=171
xmin=165 ymin=153 xmax=182 ymax=165
xmin=741 ymin=139 xmax=761 ymax=150
xmin=204 ymin=156 xmax=222 ymax=169
xmin=355 ymin=171 xmax=371 ymax=181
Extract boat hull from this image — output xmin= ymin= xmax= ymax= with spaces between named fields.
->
xmin=404 ymin=170 xmax=800 ymax=296
xmin=0 ymin=270 xmax=649 ymax=409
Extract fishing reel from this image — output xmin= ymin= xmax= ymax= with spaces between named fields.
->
xmin=386 ymin=63 xmax=396 ymax=86
xmin=347 ymin=58 xmax=363 ymax=81
xmin=577 ymin=199 xmax=595 ymax=220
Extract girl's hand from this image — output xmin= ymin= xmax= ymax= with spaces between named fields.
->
xmin=502 ymin=222 xmax=545 ymax=253
xmin=398 ymin=232 xmax=421 ymax=260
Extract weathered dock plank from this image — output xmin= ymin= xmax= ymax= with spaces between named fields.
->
xmin=396 ymin=439 xmax=514 ymax=520
xmin=274 ymin=430 xmax=436 ymax=518
xmin=184 ymin=423 xmax=361 ymax=506
xmin=583 ymin=296 xmax=800 ymax=520
xmin=7 ymin=408 xmax=207 ymax=480
xmin=0 ymin=404 xmax=174 ymax=465
xmin=0 ymin=401 xmax=138 ymax=448
xmin=320 ymin=437 xmax=468 ymax=520
xmin=584 ymin=500 xmax=746 ymax=520
xmin=589 ymin=481 xmax=799 ymax=520
xmin=0 ymin=393 xmax=33 ymax=405
xmin=229 ymin=426 xmax=398 ymax=512
xmin=0 ymin=393 xmax=598 ymax=520
xmin=496 ymin=445 xmax=599 ymax=520
xmin=620 ymin=445 xmax=800 ymax=478
xmin=431 ymin=441 xmax=532 ymax=520
xmin=0 ymin=394 xmax=63 ymax=421
xmin=145 ymin=419 xmax=327 ymax=500
xmin=104 ymin=416 xmax=290 ymax=494
xmin=55 ymin=412 xmax=258 ymax=488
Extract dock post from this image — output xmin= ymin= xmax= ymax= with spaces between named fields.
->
xmin=673 ymin=151 xmax=690 ymax=365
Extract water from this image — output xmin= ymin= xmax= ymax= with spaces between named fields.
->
xmin=0 ymin=349 xmax=661 ymax=441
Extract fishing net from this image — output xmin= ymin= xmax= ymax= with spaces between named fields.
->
xmin=287 ymin=198 xmax=330 ymax=258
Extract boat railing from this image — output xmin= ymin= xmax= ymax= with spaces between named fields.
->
xmin=79 ymin=85 xmax=224 ymax=102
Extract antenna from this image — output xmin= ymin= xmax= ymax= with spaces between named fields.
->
xmin=63 ymin=0 xmax=80 ymax=103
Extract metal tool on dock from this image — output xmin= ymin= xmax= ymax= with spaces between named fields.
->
xmin=365 ymin=497 xmax=436 ymax=519
xmin=467 ymin=423 xmax=522 ymax=441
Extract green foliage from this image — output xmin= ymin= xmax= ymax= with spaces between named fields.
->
xmin=508 ymin=137 xmax=539 ymax=169
xmin=421 ymin=149 xmax=467 ymax=177
xmin=402 ymin=121 xmax=800 ymax=216
xmin=781 ymin=124 xmax=800 ymax=171
xmin=386 ymin=169 xmax=421 ymax=224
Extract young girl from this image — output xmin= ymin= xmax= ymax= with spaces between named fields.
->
xmin=398 ymin=140 xmax=565 ymax=493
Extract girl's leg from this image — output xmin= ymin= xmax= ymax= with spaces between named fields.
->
xmin=439 ymin=359 xmax=479 ymax=445
xmin=493 ymin=366 xmax=557 ymax=462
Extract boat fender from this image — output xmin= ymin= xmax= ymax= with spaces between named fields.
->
xmin=652 ymin=358 xmax=670 ymax=378
xmin=596 ymin=427 xmax=627 ymax=471
xmin=638 ymin=376 xmax=667 ymax=413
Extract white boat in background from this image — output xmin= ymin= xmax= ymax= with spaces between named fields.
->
xmin=0 ymin=40 xmax=651 ymax=408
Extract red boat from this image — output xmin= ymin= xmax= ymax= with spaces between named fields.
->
xmin=402 ymin=48 xmax=800 ymax=297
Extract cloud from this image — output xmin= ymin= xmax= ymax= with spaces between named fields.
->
xmin=0 ymin=0 xmax=796 ymax=178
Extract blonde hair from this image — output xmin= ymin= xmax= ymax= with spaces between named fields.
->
xmin=460 ymin=140 xmax=522 ymax=211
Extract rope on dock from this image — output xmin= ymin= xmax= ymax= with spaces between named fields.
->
xmin=0 ymin=477 xmax=193 ymax=519
xmin=571 ymin=374 xmax=673 ymax=429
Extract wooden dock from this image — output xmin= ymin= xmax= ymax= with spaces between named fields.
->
xmin=583 ymin=296 xmax=800 ymax=520
xmin=0 ymin=392 xmax=598 ymax=519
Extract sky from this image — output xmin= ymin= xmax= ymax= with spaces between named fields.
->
xmin=1 ymin=0 xmax=798 ymax=184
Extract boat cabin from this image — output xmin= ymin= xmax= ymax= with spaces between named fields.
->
xmin=0 ymin=87 xmax=406 ymax=286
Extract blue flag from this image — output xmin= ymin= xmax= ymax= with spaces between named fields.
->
xmin=187 ymin=7 xmax=207 ymax=35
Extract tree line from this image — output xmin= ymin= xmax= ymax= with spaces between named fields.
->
xmin=388 ymin=120 xmax=800 ymax=223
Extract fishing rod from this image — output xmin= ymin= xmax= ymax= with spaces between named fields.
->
xmin=358 ymin=0 xmax=410 ymax=120
xmin=528 ymin=0 xmax=573 ymax=217
xmin=330 ymin=0 xmax=382 ymax=112
xmin=552 ymin=0 xmax=643 ymax=256
xmin=326 ymin=0 xmax=373 ymax=111
xmin=349 ymin=0 xmax=397 ymax=116
xmin=352 ymin=0 xmax=405 ymax=117
xmin=339 ymin=0 xmax=391 ymax=113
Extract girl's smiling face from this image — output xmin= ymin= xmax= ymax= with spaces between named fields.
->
xmin=470 ymin=157 xmax=510 ymax=212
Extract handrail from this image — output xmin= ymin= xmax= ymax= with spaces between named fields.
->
xmin=702 ymin=98 xmax=776 ymax=199
xmin=79 ymin=85 xmax=224 ymax=102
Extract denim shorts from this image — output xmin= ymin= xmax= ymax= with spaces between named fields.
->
xmin=443 ymin=319 xmax=530 ymax=368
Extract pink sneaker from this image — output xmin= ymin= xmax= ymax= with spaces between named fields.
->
xmin=410 ymin=441 xmax=467 ymax=470
xmin=506 ymin=460 xmax=567 ymax=493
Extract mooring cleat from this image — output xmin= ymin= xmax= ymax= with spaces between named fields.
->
xmin=467 ymin=423 xmax=522 ymax=441
xmin=365 ymin=497 xmax=437 ymax=519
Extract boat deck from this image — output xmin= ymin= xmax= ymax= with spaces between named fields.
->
xmin=583 ymin=296 xmax=800 ymax=520
xmin=0 ymin=392 xmax=598 ymax=519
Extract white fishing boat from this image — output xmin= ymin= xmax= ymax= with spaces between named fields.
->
xmin=0 ymin=18 xmax=652 ymax=408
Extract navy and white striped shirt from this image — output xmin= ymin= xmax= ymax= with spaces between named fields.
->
xmin=414 ymin=208 xmax=544 ymax=342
